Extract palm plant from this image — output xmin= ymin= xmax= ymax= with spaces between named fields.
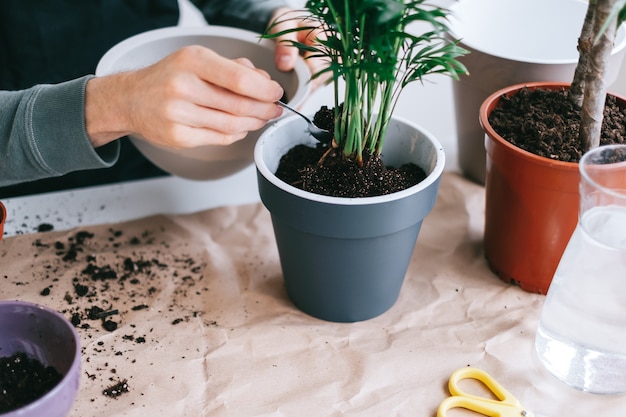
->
xmin=265 ymin=0 xmax=467 ymax=166
xmin=570 ymin=0 xmax=626 ymax=150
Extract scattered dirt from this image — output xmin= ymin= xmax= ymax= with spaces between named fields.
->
xmin=0 ymin=352 xmax=63 ymax=412
xmin=102 ymin=379 xmax=130 ymax=399
xmin=3 ymin=224 xmax=213 ymax=408
xmin=487 ymin=87 xmax=626 ymax=161
xmin=37 ymin=223 xmax=54 ymax=233
xmin=275 ymin=106 xmax=427 ymax=198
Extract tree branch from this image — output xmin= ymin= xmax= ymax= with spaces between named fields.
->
xmin=579 ymin=0 xmax=618 ymax=150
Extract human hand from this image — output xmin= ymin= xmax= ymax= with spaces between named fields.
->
xmin=85 ymin=45 xmax=285 ymax=149
xmin=268 ymin=7 xmax=331 ymax=91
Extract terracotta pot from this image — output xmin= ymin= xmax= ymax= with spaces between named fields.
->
xmin=449 ymin=0 xmax=626 ymax=185
xmin=479 ymin=81 xmax=610 ymax=294
xmin=0 ymin=201 xmax=6 ymax=240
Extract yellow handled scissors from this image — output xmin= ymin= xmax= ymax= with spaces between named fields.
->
xmin=438 ymin=367 xmax=538 ymax=417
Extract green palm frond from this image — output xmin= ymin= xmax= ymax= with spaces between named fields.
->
xmin=264 ymin=0 xmax=468 ymax=162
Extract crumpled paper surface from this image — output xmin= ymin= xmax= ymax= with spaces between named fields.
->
xmin=1 ymin=172 xmax=625 ymax=417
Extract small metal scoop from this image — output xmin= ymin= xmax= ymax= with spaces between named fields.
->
xmin=277 ymin=101 xmax=333 ymax=143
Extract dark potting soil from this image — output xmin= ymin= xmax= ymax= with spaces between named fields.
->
xmin=275 ymin=106 xmax=426 ymax=198
xmin=0 ymin=352 xmax=63 ymax=412
xmin=488 ymin=87 xmax=626 ymax=162
xmin=102 ymin=379 xmax=129 ymax=398
xmin=9 ymin=224 xmax=213 ymax=407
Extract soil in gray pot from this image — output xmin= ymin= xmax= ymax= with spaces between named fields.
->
xmin=488 ymin=87 xmax=626 ymax=161
xmin=275 ymin=106 xmax=426 ymax=198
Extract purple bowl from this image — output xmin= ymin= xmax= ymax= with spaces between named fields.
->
xmin=0 ymin=301 xmax=80 ymax=417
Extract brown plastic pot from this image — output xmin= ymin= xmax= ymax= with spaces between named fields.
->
xmin=0 ymin=201 xmax=6 ymax=240
xmin=479 ymin=82 xmax=590 ymax=294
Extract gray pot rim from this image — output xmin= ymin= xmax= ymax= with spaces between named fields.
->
xmin=254 ymin=114 xmax=446 ymax=205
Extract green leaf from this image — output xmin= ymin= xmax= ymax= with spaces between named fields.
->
xmin=262 ymin=0 xmax=469 ymax=157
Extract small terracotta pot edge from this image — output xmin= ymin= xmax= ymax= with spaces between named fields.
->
xmin=479 ymin=82 xmax=626 ymax=169
xmin=0 ymin=201 xmax=6 ymax=240
xmin=479 ymin=82 xmax=582 ymax=172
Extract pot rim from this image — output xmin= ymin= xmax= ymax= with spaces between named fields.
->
xmin=0 ymin=201 xmax=5 ymax=225
xmin=98 ymin=25 xmax=275 ymax=71
xmin=479 ymin=81 xmax=626 ymax=171
xmin=255 ymin=114 xmax=446 ymax=206
xmin=95 ymin=25 xmax=311 ymax=109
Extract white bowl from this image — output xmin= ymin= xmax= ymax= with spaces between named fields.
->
xmin=96 ymin=26 xmax=311 ymax=180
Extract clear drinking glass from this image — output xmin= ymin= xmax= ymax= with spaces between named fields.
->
xmin=535 ymin=144 xmax=626 ymax=394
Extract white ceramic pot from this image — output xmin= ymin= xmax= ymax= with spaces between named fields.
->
xmin=449 ymin=0 xmax=626 ymax=184
xmin=96 ymin=26 xmax=310 ymax=180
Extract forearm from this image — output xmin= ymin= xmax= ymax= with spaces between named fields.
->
xmin=0 ymin=77 xmax=119 ymax=188
xmin=85 ymin=73 xmax=135 ymax=147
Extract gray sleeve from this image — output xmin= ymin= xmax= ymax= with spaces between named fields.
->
xmin=0 ymin=75 xmax=120 ymax=187
xmin=190 ymin=0 xmax=289 ymax=34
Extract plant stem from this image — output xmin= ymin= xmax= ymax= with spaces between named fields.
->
xmin=570 ymin=0 xmax=597 ymax=107
xmin=262 ymin=0 xmax=468 ymax=162
xmin=580 ymin=0 xmax=618 ymax=150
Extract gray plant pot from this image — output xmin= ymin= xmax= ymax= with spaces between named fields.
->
xmin=254 ymin=115 xmax=445 ymax=322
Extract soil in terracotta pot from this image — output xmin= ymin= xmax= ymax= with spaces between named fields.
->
xmin=0 ymin=352 xmax=63 ymax=412
xmin=275 ymin=106 xmax=427 ymax=198
xmin=488 ymin=87 xmax=626 ymax=161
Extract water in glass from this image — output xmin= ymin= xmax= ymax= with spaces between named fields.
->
xmin=535 ymin=144 xmax=626 ymax=394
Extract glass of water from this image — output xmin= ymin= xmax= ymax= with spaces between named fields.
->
xmin=535 ymin=144 xmax=626 ymax=394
